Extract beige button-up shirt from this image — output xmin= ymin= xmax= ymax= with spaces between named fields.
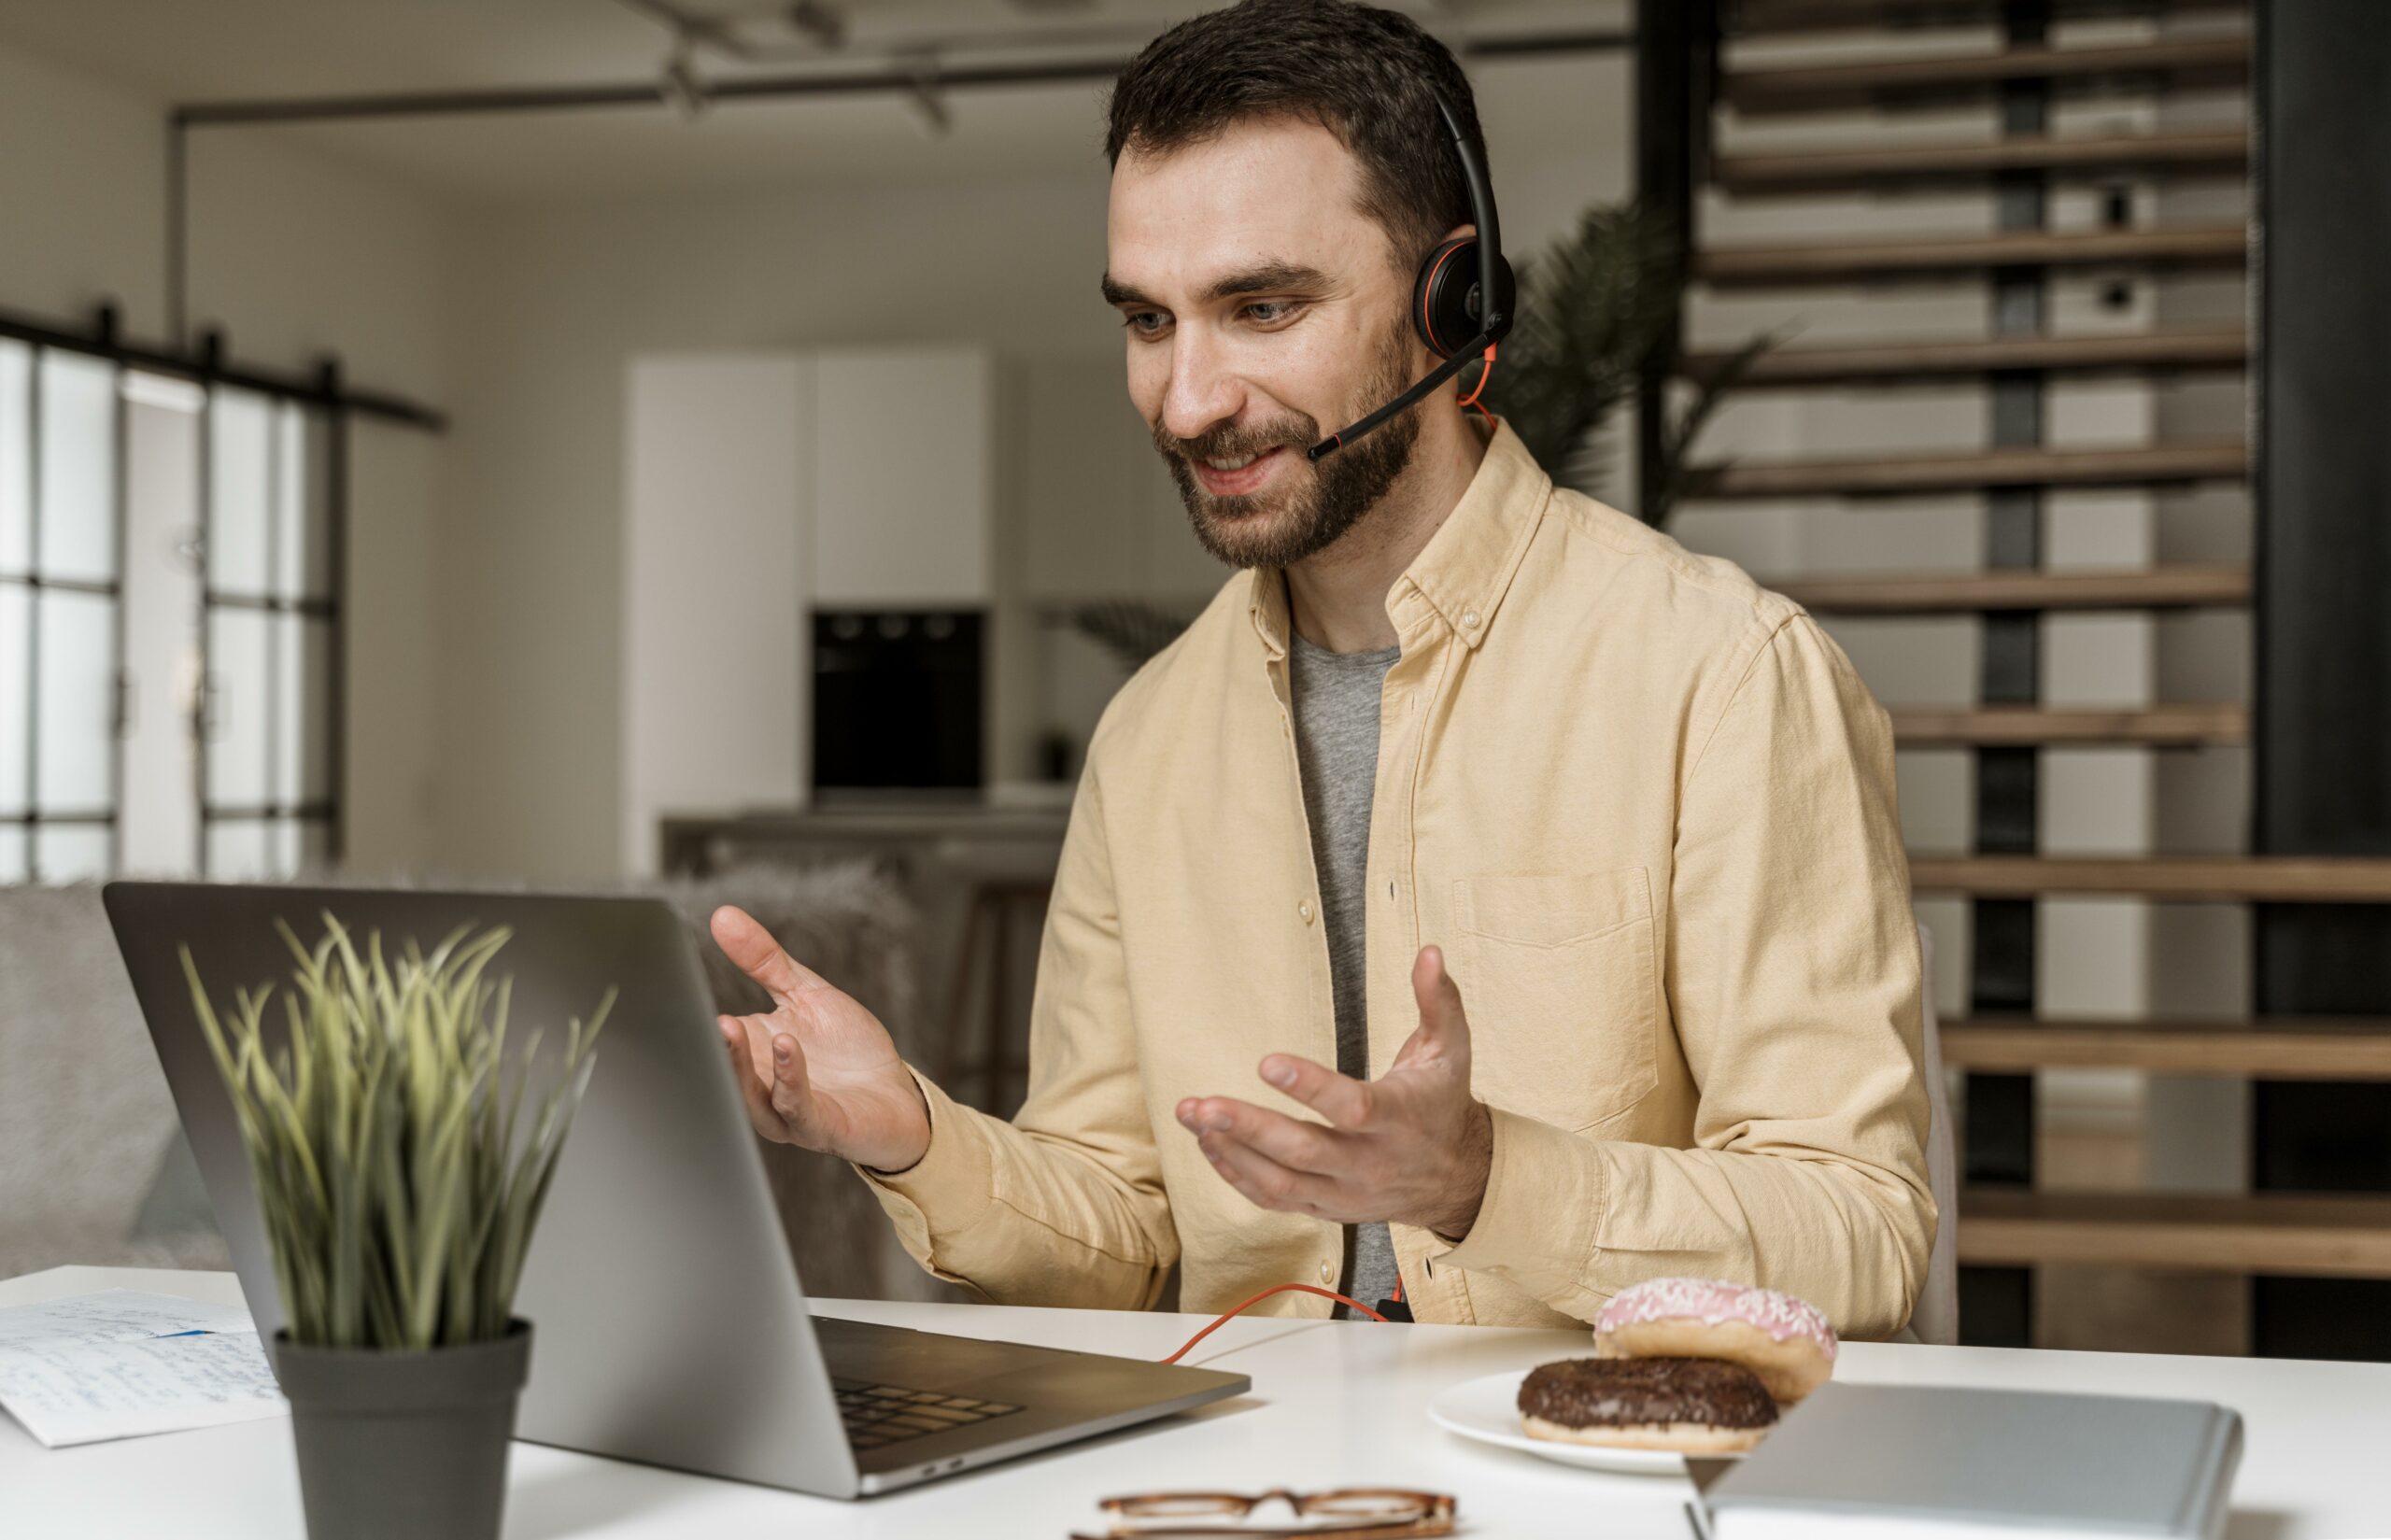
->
xmin=865 ymin=422 xmax=1934 ymax=1338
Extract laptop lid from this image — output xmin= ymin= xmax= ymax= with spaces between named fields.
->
xmin=105 ymin=882 xmax=861 ymax=1497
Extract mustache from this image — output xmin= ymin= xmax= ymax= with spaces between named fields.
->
xmin=1151 ymin=416 xmax=1320 ymax=466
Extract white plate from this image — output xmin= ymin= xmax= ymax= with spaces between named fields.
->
xmin=1426 ymin=1369 xmax=1745 ymax=1476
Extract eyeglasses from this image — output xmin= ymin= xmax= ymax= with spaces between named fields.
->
xmin=1072 ymin=1488 xmax=1457 ymax=1539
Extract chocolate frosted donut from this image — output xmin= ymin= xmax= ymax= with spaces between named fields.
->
xmin=1516 ymin=1357 xmax=1778 ymax=1455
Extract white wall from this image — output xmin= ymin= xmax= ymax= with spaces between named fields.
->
xmin=0 ymin=35 xmax=458 ymax=872
xmin=432 ymin=50 xmax=1634 ymax=880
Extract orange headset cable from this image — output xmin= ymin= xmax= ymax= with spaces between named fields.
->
xmin=1457 ymin=344 xmax=1496 ymax=420
xmin=1158 ymin=1283 xmax=1391 ymax=1365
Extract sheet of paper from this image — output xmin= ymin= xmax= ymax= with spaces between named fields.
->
xmin=0 ymin=1290 xmax=288 ymax=1448
xmin=0 ymin=1290 xmax=262 ymax=1350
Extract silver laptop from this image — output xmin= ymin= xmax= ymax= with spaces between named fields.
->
xmin=104 ymin=882 xmax=1248 ymax=1497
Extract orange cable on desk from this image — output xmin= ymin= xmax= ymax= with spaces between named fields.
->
xmin=1158 ymin=1283 xmax=1391 ymax=1366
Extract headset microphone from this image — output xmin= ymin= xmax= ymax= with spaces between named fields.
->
xmin=1307 ymin=94 xmax=1515 ymax=463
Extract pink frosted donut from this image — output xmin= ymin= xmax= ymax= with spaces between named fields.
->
xmin=1594 ymin=1278 xmax=1837 ymax=1404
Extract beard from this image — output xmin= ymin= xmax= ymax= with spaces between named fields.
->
xmin=1152 ymin=320 xmax=1422 ymax=571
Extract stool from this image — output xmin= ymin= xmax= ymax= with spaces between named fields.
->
xmin=942 ymin=878 xmax=1051 ymax=1114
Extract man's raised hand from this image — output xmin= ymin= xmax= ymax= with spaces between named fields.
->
xmin=1175 ymin=943 xmax=1494 ymax=1240
xmin=710 ymin=905 xmax=932 ymax=1174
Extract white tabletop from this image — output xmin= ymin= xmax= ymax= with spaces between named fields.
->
xmin=5 ymin=1265 xmax=2388 ymax=1539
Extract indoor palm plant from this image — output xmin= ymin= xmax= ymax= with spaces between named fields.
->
xmin=184 ymin=916 xmax=609 ymax=1540
xmin=1485 ymin=199 xmax=1767 ymax=530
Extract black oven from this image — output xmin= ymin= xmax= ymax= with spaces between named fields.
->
xmin=811 ymin=609 xmax=983 ymax=795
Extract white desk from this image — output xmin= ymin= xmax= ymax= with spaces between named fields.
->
xmin=6 ymin=1265 xmax=2387 ymax=1539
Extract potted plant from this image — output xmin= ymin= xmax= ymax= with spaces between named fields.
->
xmin=183 ymin=917 xmax=609 ymax=1540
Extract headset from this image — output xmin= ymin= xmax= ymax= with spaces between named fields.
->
xmin=1307 ymin=92 xmax=1516 ymax=462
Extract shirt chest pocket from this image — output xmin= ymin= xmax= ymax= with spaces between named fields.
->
xmin=1450 ymin=868 xmax=1661 ymax=1134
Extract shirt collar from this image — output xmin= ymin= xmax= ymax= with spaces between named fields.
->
xmin=1248 ymin=417 xmax=1551 ymax=660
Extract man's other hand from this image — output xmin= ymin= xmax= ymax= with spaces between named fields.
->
xmin=1175 ymin=943 xmax=1494 ymax=1240
xmin=710 ymin=905 xmax=932 ymax=1174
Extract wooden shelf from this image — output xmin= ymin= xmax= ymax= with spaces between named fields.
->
xmin=1727 ymin=0 xmax=2245 ymax=35
xmin=1889 ymin=704 xmax=2245 ymax=746
xmin=1941 ymin=1018 xmax=2391 ymax=1079
xmin=1693 ymin=440 xmax=2244 ymax=499
xmin=1714 ymin=130 xmax=2245 ymax=193
xmin=1697 ymin=225 xmax=2246 ymax=286
xmin=1957 ymin=1190 xmax=2391 ymax=1278
xmin=1777 ymin=564 xmax=2249 ymax=614
xmin=1724 ymin=35 xmax=2249 ymax=114
xmin=1907 ymin=855 xmax=2391 ymax=902
xmin=1686 ymin=327 xmax=2247 ymax=387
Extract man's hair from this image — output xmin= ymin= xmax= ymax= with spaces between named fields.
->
xmin=1104 ymin=0 xmax=1483 ymax=272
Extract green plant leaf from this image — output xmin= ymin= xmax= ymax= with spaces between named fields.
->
xmin=184 ymin=918 xmax=610 ymax=1349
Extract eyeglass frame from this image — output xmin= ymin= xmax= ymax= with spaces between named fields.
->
xmin=1072 ymin=1488 xmax=1457 ymax=1540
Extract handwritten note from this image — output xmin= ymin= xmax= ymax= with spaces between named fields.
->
xmin=0 ymin=1290 xmax=287 ymax=1448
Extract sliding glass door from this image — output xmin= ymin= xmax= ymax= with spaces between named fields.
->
xmin=201 ymin=386 xmax=337 ymax=878
xmin=0 ymin=335 xmax=342 ymax=883
xmin=0 ymin=340 xmax=123 ymax=882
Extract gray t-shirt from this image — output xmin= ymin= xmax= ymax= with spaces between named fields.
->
xmin=1287 ymin=629 xmax=1403 ymax=1320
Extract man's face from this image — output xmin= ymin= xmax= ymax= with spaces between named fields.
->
xmin=1105 ymin=117 xmax=1426 ymax=570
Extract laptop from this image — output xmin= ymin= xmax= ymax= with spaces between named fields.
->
xmin=104 ymin=882 xmax=1249 ymax=1497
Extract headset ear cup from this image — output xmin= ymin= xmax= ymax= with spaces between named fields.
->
xmin=1413 ymin=236 xmax=1482 ymax=358
xmin=1481 ymin=250 xmax=1516 ymax=344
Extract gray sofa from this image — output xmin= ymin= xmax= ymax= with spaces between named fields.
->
xmin=0 ymin=864 xmax=955 ymax=1304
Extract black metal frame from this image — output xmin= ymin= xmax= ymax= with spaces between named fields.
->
xmin=194 ymin=385 xmax=343 ymax=878
xmin=165 ymin=28 xmax=1634 ymax=129
xmin=0 ymin=306 xmax=439 ymax=432
xmin=3 ymin=307 xmax=371 ymax=883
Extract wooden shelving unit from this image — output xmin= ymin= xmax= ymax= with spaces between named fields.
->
xmin=1694 ymin=439 xmax=2245 ymax=498
xmin=1940 ymin=1018 xmax=2391 ymax=1079
xmin=1685 ymin=328 xmax=2247 ymax=387
xmin=1776 ymin=564 xmax=2249 ymax=614
xmin=1958 ymin=1191 xmax=2391 ymax=1278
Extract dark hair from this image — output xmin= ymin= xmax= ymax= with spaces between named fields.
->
xmin=1104 ymin=0 xmax=1482 ymax=271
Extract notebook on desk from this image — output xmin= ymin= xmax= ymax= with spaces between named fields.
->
xmin=1686 ymin=1383 xmax=2243 ymax=1540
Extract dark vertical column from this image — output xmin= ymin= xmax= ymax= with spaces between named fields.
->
xmin=193 ymin=366 xmax=214 ymax=878
xmin=2249 ymin=0 xmax=2391 ymax=1363
xmin=321 ymin=362 xmax=350 ymax=868
xmin=21 ymin=349 xmax=43 ymax=882
xmin=1633 ymin=0 xmax=1710 ymax=517
xmin=1958 ymin=0 xmax=2050 ymax=1351
xmin=107 ymin=333 xmax=130 ymax=874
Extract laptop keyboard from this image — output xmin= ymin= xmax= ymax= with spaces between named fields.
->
xmin=832 ymin=1378 xmax=1025 ymax=1452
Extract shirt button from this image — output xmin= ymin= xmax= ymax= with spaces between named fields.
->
xmin=1297 ymin=899 xmax=1316 ymax=924
xmin=1462 ymin=609 xmax=1479 ymax=629
xmin=1318 ymin=1259 xmax=1335 ymax=1284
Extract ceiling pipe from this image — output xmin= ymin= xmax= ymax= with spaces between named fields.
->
xmin=171 ymin=25 xmax=1632 ymax=128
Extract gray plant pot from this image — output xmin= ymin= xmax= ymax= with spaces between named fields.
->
xmin=270 ymin=1321 xmax=533 ymax=1540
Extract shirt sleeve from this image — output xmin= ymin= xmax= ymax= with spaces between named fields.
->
xmin=855 ymin=762 xmax=1179 ymax=1310
xmin=1430 ymin=613 xmax=1937 ymax=1340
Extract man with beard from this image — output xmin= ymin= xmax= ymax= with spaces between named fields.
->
xmin=711 ymin=0 xmax=1935 ymax=1338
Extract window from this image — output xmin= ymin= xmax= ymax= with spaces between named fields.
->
xmin=0 ymin=342 xmax=121 ymax=882
xmin=0 ymin=335 xmax=343 ymax=883
xmin=201 ymin=387 xmax=337 ymax=878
